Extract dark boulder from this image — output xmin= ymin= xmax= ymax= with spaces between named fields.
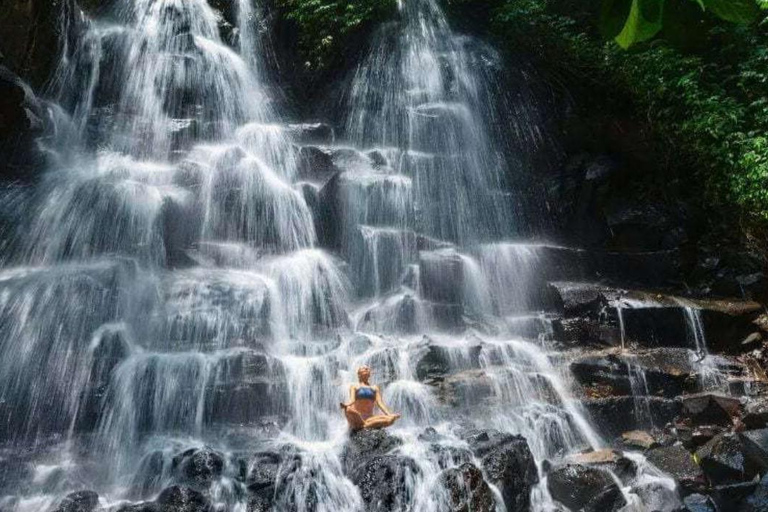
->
xmin=287 ymin=123 xmax=334 ymax=144
xmin=130 ymin=450 xmax=167 ymax=498
xmin=117 ymin=503 xmax=161 ymax=512
xmin=296 ymin=146 xmax=337 ymax=183
xmin=171 ymin=447 xmax=225 ymax=488
xmin=53 ymin=491 xmax=99 ymax=512
xmin=682 ymin=493 xmax=718 ymax=512
xmin=0 ymin=66 xmax=49 ymax=181
xmin=695 ymin=433 xmax=750 ymax=486
xmin=419 ymin=249 xmax=464 ymax=304
xmin=739 ymin=429 xmax=768 ymax=474
xmin=439 ymin=463 xmax=495 ymax=512
xmin=740 ymin=473 xmax=768 ymax=512
xmin=646 ymin=445 xmax=705 ymax=493
xmin=547 ymin=463 xmax=625 ymax=511
xmin=743 ymin=399 xmax=768 ymax=430
xmin=414 ymin=340 xmax=481 ymax=382
xmin=246 ymin=451 xmax=282 ymax=504
xmin=712 ymin=480 xmax=759 ymax=510
xmin=583 ymin=396 xmax=681 ymax=438
xmin=342 ymin=428 xmax=403 ymax=475
xmin=350 ymin=455 xmax=420 ymax=512
xmin=682 ymin=394 xmax=741 ymax=428
xmin=464 ymin=429 xmax=538 ymax=512
xmin=156 ymin=485 xmax=211 ymax=512
xmin=571 ymin=354 xmax=632 ymax=395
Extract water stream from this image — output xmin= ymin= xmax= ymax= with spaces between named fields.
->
xmin=0 ymin=0 xmax=683 ymax=510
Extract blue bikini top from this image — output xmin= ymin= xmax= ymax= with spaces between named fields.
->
xmin=356 ymin=386 xmax=376 ymax=400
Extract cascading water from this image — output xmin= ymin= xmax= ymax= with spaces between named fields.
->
xmin=0 ymin=0 xmax=683 ymax=511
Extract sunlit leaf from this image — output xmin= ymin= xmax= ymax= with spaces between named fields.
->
xmin=615 ymin=0 xmax=665 ymax=48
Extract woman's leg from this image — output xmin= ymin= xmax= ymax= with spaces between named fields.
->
xmin=345 ymin=407 xmax=365 ymax=430
xmin=363 ymin=414 xmax=401 ymax=429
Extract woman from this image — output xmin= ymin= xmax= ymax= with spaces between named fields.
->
xmin=340 ymin=365 xmax=401 ymax=430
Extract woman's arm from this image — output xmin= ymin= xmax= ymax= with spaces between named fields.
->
xmin=340 ymin=385 xmax=357 ymax=409
xmin=374 ymin=386 xmax=393 ymax=415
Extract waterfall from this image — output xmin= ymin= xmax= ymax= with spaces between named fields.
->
xmin=0 ymin=0 xmax=681 ymax=511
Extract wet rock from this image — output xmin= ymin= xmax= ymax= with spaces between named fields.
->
xmin=419 ymin=249 xmax=464 ymax=304
xmin=622 ymin=430 xmax=658 ymax=450
xmin=690 ymin=425 xmax=728 ymax=449
xmin=571 ymin=354 xmax=632 ymax=395
xmin=739 ymin=429 xmax=768 ymax=474
xmin=604 ymin=202 xmax=689 ymax=251
xmin=0 ymin=66 xmax=49 ymax=181
xmin=296 ymin=146 xmax=337 ymax=183
xmin=156 ymin=485 xmax=211 ymax=512
xmin=568 ymin=448 xmax=622 ymax=465
xmin=246 ymin=451 xmax=282 ymax=505
xmin=583 ymin=396 xmax=681 ymax=438
xmin=161 ymin=195 xmax=200 ymax=268
xmin=414 ymin=340 xmax=481 ymax=382
xmin=712 ymin=480 xmax=759 ymax=510
xmin=350 ymin=455 xmax=420 ymax=512
xmin=130 ymin=451 xmax=167 ymax=498
xmin=464 ymin=430 xmax=538 ymax=512
xmin=246 ymin=494 xmax=272 ymax=512
xmin=682 ymin=493 xmax=717 ymax=512
xmin=117 ymin=503 xmax=160 ymax=512
xmin=646 ymin=445 xmax=705 ymax=493
xmin=567 ymin=449 xmax=637 ymax=482
xmin=439 ymin=462 xmax=495 ymax=512
xmin=287 ymin=123 xmax=334 ymax=144
xmin=695 ymin=433 xmax=750 ymax=485
xmin=681 ymin=394 xmax=742 ymax=428
xmin=547 ymin=463 xmax=625 ymax=511
xmin=53 ymin=491 xmax=99 ymax=512
xmin=342 ymin=428 xmax=403 ymax=475
xmin=741 ymin=473 xmax=768 ymax=512
xmin=557 ymin=316 xmax=619 ymax=348
xmin=172 ymin=447 xmax=225 ymax=488
xmin=743 ymin=399 xmax=768 ymax=430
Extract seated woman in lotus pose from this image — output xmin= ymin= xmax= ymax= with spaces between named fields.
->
xmin=340 ymin=365 xmax=401 ymax=430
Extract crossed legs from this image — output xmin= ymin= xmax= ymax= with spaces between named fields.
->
xmin=345 ymin=408 xmax=401 ymax=431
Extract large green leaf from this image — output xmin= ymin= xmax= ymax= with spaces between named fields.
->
xmin=697 ymin=0 xmax=760 ymax=23
xmin=615 ymin=0 xmax=666 ymax=48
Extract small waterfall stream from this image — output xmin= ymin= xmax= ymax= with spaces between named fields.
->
xmin=0 ymin=0 xmax=691 ymax=511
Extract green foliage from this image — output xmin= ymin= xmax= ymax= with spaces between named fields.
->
xmin=277 ymin=0 xmax=397 ymax=71
xmin=491 ymin=0 xmax=768 ymax=226
xmin=602 ymin=0 xmax=762 ymax=48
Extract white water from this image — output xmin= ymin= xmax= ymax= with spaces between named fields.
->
xmin=0 ymin=0 xmax=682 ymax=511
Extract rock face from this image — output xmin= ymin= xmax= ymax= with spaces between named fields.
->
xmin=464 ymin=429 xmax=538 ymax=512
xmin=439 ymin=463 xmax=496 ymax=512
xmin=53 ymin=491 xmax=100 ymax=512
xmin=0 ymin=65 xmax=49 ymax=181
xmin=681 ymin=394 xmax=742 ymax=428
xmin=695 ymin=433 xmax=751 ymax=485
xmin=646 ymin=445 xmax=705 ymax=494
xmin=342 ymin=429 xmax=418 ymax=512
xmin=350 ymin=455 xmax=420 ymax=512
xmin=156 ymin=485 xmax=211 ymax=512
xmin=172 ymin=447 xmax=225 ymax=489
xmin=546 ymin=463 xmax=625 ymax=512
